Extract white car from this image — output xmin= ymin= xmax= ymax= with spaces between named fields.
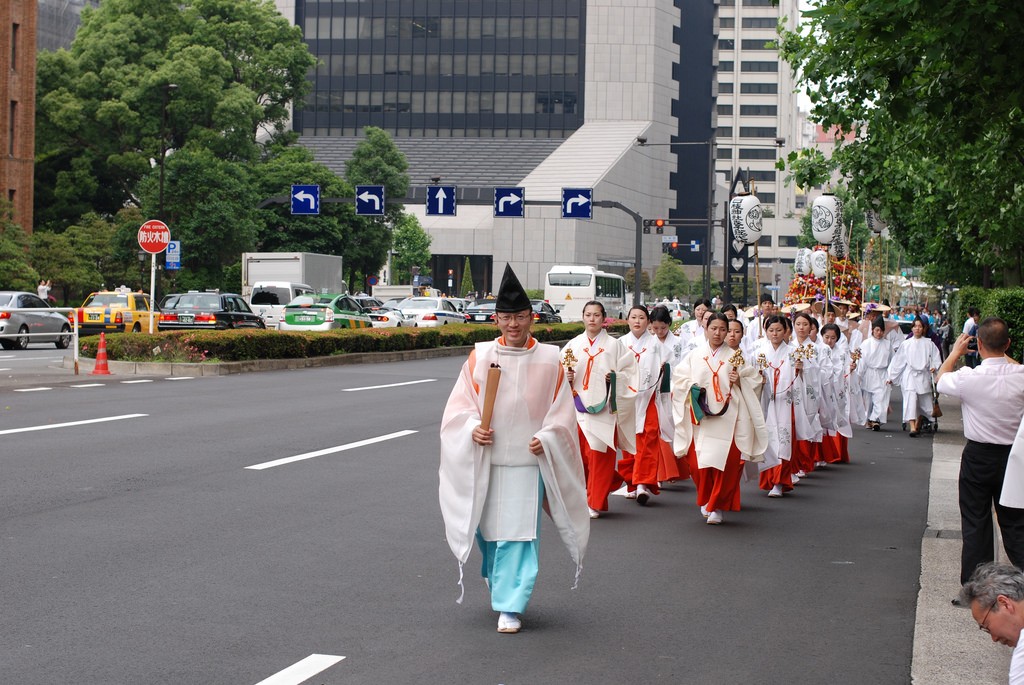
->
xmin=658 ymin=302 xmax=690 ymax=322
xmin=397 ymin=297 xmax=466 ymax=327
xmin=369 ymin=307 xmax=415 ymax=328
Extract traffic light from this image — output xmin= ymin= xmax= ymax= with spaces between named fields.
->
xmin=643 ymin=218 xmax=668 ymax=234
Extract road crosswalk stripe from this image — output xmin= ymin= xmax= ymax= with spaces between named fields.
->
xmin=245 ymin=430 xmax=417 ymax=470
xmin=253 ymin=654 xmax=345 ymax=685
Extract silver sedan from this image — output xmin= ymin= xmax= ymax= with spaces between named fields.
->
xmin=0 ymin=291 xmax=72 ymax=350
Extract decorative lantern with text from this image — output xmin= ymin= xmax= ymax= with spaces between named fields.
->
xmin=811 ymin=194 xmax=843 ymax=244
xmin=810 ymin=249 xmax=829 ymax=278
xmin=730 ymin=194 xmax=763 ymax=245
xmin=866 ymin=210 xmax=887 ymax=234
xmin=794 ymin=248 xmax=812 ymax=276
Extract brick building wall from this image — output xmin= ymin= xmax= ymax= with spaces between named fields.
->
xmin=0 ymin=0 xmax=36 ymax=234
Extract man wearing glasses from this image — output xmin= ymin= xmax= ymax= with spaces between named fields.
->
xmin=439 ymin=264 xmax=589 ymax=634
xmin=960 ymin=562 xmax=1024 ymax=683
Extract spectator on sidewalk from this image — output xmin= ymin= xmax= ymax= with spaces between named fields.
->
xmin=937 ymin=318 xmax=1024 ymax=594
xmin=959 ymin=562 xmax=1024 ymax=684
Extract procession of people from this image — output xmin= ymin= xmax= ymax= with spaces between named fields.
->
xmin=439 ymin=264 xmax=952 ymax=633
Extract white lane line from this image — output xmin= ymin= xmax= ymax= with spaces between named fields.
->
xmin=341 ymin=378 xmax=437 ymax=392
xmin=254 ymin=654 xmax=345 ymax=685
xmin=69 ymin=383 xmax=106 ymax=388
xmin=165 ymin=376 xmax=194 ymax=381
xmin=0 ymin=368 xmax=11 ymax=371
xmin=0 ymin=356 xmax=63 ymax=362
xmin=13 ymin=387 xmax=52 ymax=392
xmin=120 ymin=379 xmax=154 ymax=384
xmin=0 ymin=413 xmax=148 ymax=436
xmin=246 ymin=430 xmax=418 ymax=471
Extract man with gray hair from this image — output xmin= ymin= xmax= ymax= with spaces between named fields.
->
xmin=959 ymin=562 xmax=1024 ymax=683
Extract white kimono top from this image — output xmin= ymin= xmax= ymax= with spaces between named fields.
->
xmin=623 ymin=330 xmax=666 ymax=434
xmin=439 ymin=338 xmax=590 ymax=587
xmin=753 ymin=338 xmax=806 ymax=470
xmin=672 ymin=340 xmax=768 ymax=470
xmin=858 ymin=335 xmax=894 ymax=394
xmin=654 ymin=331 xmax=685 ymax=443
xmin=563 ymin=330 xmax=638 ymax=454
xmin=792 ymin=336 xmax=824 ymax=442
xmin=888 ymin=336 xmax=941 ymax=394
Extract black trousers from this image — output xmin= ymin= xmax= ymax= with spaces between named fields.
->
xmin=959 ymin=440 xmax=1024 ymax=584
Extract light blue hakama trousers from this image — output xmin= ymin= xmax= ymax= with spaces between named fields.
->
xmin=475 ymin=479 xmax=544 ymax=614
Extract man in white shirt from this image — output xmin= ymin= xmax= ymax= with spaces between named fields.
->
xmin=937 ymin=317 xmax=1024 ymax=590
xmin=959 ymin=562 xmax=1024 ymax=684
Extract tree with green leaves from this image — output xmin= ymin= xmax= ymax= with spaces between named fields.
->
xmin=390 ymin=214 xmax=432 ymax=285
xmin=0 ymin=204 xmax=38 ymax=291
xmin=778 ymin=1 xmax=1024 ymax=287
xmin=651 ymin=255 xmax=688 ymax=300
xmin=343 ymin=127 xmax=411 ymax=287
xmin=459 ymin=257 xmax=475 ymax=297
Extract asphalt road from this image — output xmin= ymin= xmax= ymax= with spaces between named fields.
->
xmin=0 ymin=356 xmax=932 ymax=684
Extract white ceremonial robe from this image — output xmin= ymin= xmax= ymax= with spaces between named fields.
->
xmin=816 ymin=340 xmax=839 ymax=435
xmin=439 ymin=339 xmax=590 ymax=580
xmin=672 ymin=340 xmax=768 ymax=470
xmin=792 ymin=337 xmax=824 ymax=442
xmin=623 ymin=330 xmax=666 ymax=434
xmin=752 ymin=338 xmax=804 ymax=472
xmin=563 ymin=330 xmax=637 ymax=454
xmin=857 ymin=335 xmax=893 ymax=423
xmin=744 ymin=315 xmax=769 ymax=346
xmin=826 ymin=343 xmax=855 ymax=438
xmin=888 ymin=336 xmax=941 ymax=422
xmin=655 ymin=332 xmax=684 ymax=443
xmin=1001 ymin=416 xmax=1024 ymax=508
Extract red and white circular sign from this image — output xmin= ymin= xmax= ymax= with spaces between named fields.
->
xmin=138 ymin=219 xmax=171 ymax=254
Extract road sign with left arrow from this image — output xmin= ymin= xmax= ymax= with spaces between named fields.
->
xmin=355 ymin=185 xmax=386 ymax=216
xmin=426 ymin=186 xmax=457 ymax=216
xmin=291 ymin=185 xmax=320 ymax=215
xmin=561 ymin=188 xmax=593 ymax=219
xmin=494 ymin=187 xmax=525 ymax=218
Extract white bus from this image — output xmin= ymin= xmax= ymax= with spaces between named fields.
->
xmin=544 ymin=265 xmax=627 ymax=322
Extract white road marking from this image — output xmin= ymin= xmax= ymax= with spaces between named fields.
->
xmin=120 ymin=379 xmax=154 ymax=384
xmin=341 ymin=378 xmax=437 ymax=392
xmin=0 ymin=413 xmax=148 ymax=436
xmin=246 ymin=430 xmax=418 ymax=470
xmin=0 ymin=356 xmax=63 ymax=362
xmin=165 ymin=376 xmax=194 ymax=381
xmin=254 ymin=654 xmax=345 ymax=685
xmin=13 ymin=387 xmax=52 ymax=392
xmin=0 ymin=368 xmax=11 ymax=371
xmin=69 ymin=383 xmax=105 ymax=388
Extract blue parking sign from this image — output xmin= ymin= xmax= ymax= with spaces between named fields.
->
xmin=165 ymin=240 xmax=181 ymax=270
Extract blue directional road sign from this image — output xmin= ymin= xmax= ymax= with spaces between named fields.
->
xmin=494 ymin=187 xmax=525 ymax=218
xmin=165 ymin=240 xmax=181 ymax=270
xmin=426 ymin=186 xmax=457 ymax=216
xmin=561 ymin=188 xmax=593 ymax=219
xmin=356 ymin=185 xmax=386 ymax=216
xmin=291 ymin=184 xmax=320 ymax=215
xmin=689 ymin=239 xmax=701 ymax=252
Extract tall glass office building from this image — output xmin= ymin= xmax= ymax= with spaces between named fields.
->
xmin=295 ymin=1 xmax=585 ymax=139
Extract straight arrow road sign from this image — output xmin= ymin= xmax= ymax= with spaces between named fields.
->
xmin=426 ymin=185 xmax=457 ymax=216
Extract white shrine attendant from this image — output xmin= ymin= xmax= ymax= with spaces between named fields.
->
xmin=888 ymin=315 xmax=942 ymax=436
xmin=791 ymin=312 xmax=824 ymax=478
xmin=753 ymin=316 xmax=806 ymax=498
xmin=649 ymin=305 xmax=690 ymax=484
xmin=857 ymin=317 xmax=894 ymax=431
xmin=821 ymin=323 xmax=854 ymax=464
xmin=680 ymin=299 xmax=712 ymax=350
xmin=563 ymin=300 xmax=638 ymax=518
xmin=673 ymin=313 xmax=768 ymax=524
xmin=744 ymin=294 xmax=779 ymax=346
xmin=616 ymin=305 xmax=667 ymax=505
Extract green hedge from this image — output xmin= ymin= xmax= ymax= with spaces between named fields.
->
xmin=949 ymin=286 xmax=1024 ymax=360
xmin=83 ymin=321 xmax=631 ymax=363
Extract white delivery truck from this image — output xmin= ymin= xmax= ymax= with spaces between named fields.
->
xmin=242 ymin=252 xmax=347 ymax=329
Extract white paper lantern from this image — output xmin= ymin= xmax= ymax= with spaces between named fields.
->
xmin=829 ymin=235 xmax=848 ymax=259
xmin=810 ymin=250 xmax=829 ymax=278
xmin=865 ymin=210 xmax=887 ymax=234
xmin=794 ymin=248 xmax=812 ymax=275
xmin=811 ymin=194 xmax=842 ymax=244
xmin=729 ymin=194 xmax=763 ymax=245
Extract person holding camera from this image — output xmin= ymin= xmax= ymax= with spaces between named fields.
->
xmin=963 ymin=306 xmax=981 ymax=368
xmin=937 ymin=317 xmax=1024 ymax=592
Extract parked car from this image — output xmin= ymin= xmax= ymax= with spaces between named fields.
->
xmin=397 ymin=297 xmax=466 ymax=327
xmin=158 ymin=291 xmax=266 ymax=330
xmin=0 ymin=291 xmax=72 ymax=350
xmin=278 ymin=294 xmax=372 ymax=331
xmin=380 ymin=297 xmax=408 ymax=310
xmin=447 ymin=297 xmax=470 ymax=314
xmin=465 ymin=300 xmax=496 ymax=324
xmin=248 ymin=281 xmax=315 ymax=330
xmin=352 ymin=295 xmax=384 ymax=313
xmin=531 ymin=299 xmax=563 ymax=324
xmin=72 ymin=287 xmax=158 ymax=334
xmin=369 ymin=305 xmax=415 ymax=328
xmin=658 ymin=301 xmax=690 ymax=322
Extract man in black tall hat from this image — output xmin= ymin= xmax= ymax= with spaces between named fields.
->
xmin=438 ymin=264 xmax=589 ymax=634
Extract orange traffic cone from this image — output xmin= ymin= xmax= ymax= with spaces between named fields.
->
xmin=91 ymin=331 xmax=111 ymax=375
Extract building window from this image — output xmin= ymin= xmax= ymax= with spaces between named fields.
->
xmin=748 ymin=170 xmax=776 ymax=181
xmin=719 ymin=82 xmax=734 ymax=94
xmin=10 ymin=23 xmax=18 ymax=71
xmin=741 ymin=61 xmax=779 ymax=73
xmin=758 ymin=235 xmax=772 ymax=247
xmin=717 ymin=148 xmax=733 ymax=160
xmin=741 ymin=39 xmax=775 ymax=50
xmin=716 ymin=126 xmax=733 ymax=138
xmin=719 ymin=61 xmax=734 ymax=72
xmin=717 ymin=104 xmax=733 ymax=115
xmin=757 ymin=192 xmax=776 ymax=203
xmin=742 ymin=17 xmax=778 ymax=29
xmin=740 ymin=104 xmax=778 ymax=116
xmin=779 ymin=235 xmax=800 ymax=247
xmin=741 ymin=82 xmax=778 ymax=94
xmin=739 ymin=148 xmax=778 ymax=160
xmin=720 ymin=0 xmax=736 ymax=5
xmin=719 ymin=17 xmax=735 ymax=28
xmin=8 ymin=101 xmax=16 ymax=155
xmin=739 ymin=126 xmax=777 ymax=138
xmin=743 ymin=0 xmax=776 ymax=5
xmin=718 ymin=39 xmax=734 ymax=50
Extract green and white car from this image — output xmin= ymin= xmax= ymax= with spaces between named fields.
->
xmin=278 ymin=294 xmax=372 ymax=331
